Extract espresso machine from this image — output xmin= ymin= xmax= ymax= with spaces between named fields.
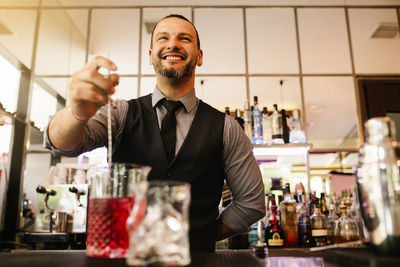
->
xmin=356 ymin=117 xmax=400 ymax=254
xmin=22 ymin=163 xmax=91 ymax=249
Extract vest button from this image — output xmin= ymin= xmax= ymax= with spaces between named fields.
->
xmin=167 ymin=171 xmax=172 ymax=177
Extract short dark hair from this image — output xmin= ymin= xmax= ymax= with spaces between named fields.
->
xmin=150 ymin=14 xmax=201 ymax=49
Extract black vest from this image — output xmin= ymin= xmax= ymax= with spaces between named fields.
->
xmin=113 ymin=94 xmax=226 ymax=252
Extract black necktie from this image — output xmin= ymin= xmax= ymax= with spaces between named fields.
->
xmin=161 ymin=100 xmax=182 ymax=163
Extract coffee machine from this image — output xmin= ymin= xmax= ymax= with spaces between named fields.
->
xmin=22 ymin=163 xmax=91 ymax=249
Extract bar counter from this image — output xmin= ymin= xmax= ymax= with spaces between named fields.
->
xmin=1 ymin=247 xmax=400 ymax=267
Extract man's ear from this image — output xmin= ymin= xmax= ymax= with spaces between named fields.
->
xmin=149 ymin=49 xmax=153 ymax=65
xmin=197 ymin=49 xmax=203 ymax=67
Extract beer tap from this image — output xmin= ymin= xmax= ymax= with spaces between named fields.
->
xmin=36 ymin=186 xmax=57 ymax=232
xmin=69 ymin=186 xmax=86 ymax=207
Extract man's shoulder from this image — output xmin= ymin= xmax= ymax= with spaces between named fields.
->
xmin=198 ymin=99 xmax=224 ymax=117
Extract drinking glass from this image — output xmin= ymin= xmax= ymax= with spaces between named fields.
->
xmin=127 ymin=181 xmax=191 ymax=266
xmin=86 ymin=163 xmax=150 ymax=258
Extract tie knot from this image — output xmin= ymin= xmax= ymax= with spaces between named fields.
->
xmin=163 ymin=100 xmax=182 ymax=112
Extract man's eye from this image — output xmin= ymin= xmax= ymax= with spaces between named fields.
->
xmin=158 ymin=37 xmax=167 ymax=40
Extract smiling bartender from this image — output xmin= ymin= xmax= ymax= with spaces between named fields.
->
xmin=44 ymin=14 xmax=265 ymax=252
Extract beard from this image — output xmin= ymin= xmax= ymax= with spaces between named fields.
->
xmin=153 ymin=56 xmax=196 ymax=79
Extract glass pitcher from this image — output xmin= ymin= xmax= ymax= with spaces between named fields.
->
xmin=86 ymin=163 xmax=150 ymax=259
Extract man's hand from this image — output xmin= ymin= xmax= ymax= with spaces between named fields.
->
xmin=69 ymin=56 xmax=119 ymax=121
xmin=48 ymin=56 xmax=119 ymax=151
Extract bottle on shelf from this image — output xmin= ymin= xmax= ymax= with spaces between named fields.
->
xmin=243 ymin=100 xmax=252 ymax=140
xmin=280 ymin=183 xmax=299 ymax=248
xmin=281 ymin=109 xmax=290 ymax=144
xmin=320 ymin=193 xmax=329 ymax=216
xmin=262 ymin=107 xmax=272 ymax=145
xmin=271 ymin=104 xmax=284 ymax=144
xmin=225 ymin=106 xmax=231 ymax=116
xmin=289 ymin=110 xmax=306 ymax=144
xmin=334 ymin=204 xmax=360 ymax=243
xmin=251 ymin=96 xmax=263 ymax=145
xmin=310 ymin=199 xmax=328 ymax=247
xmin=326 ymin=203 xmax=337 ymax=245
xmin=234 ymin=108 xmax=244 ymax=130
xmin=265 ymin=205 xmax=285 ymax=249
xmin=297 ymin=194 xmax=312 ymax=248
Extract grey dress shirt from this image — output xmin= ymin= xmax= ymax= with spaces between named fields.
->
xmin=45 ymin=87 xmax=266 ymax=233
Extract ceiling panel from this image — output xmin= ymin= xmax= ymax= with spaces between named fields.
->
xmin=89 ymin=9 xmax=140 ymax=75
xmin=246 ymin=8 xmax=299 ymax=74
xmin=194 ymin=76 xmax=247 ymax=111
xmin=298 ymin=8 xmax=352 ymax=74
xmin=349 ymin=8 xmax=400 ymax=74
xmin=303 ymin=76 xmax=359 ymax=149
xmin=195 ymin=8 xmax=246 ymax=74
xmin=0 ymin=9 xmax=36 ymax=68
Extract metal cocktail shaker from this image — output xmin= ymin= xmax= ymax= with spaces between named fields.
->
xmin=356 ymin=117 xmax=400 ymax=254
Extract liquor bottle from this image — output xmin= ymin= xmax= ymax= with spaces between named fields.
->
xmin=243 ymin=100 xmax=252 ymax=140
xmin=281 ymin=109 xmax=290 ymax=144
xmin=265 ymin=205 xmax=285 ymax=248
xmin=326 ymin=203 xmax=337 ymax=245
xmin=262 ymin=107 xmax=272 ymax=145
xmin=271 ymin=104 xmax=284 ymax=144
xmin=289 ymin=110 xmax=306 ymax=144
xmin=225 ymin=107 xmax=231 ymax=116
xmin=251 ymin=96 xmax=263 ymax=145
xmin=280 ymin=184 xmax=299 ymax=248
xmin=297 ymin=194 xmax=311 ymax=248
xmin=320 ymin=193 xmax=329 ymax=216
xmin=335 ymin=205 xmax=360 ymax=243
xmin=235 ymin=109 xmax=244 ymax=130
xmin=310 ymin=200 xmax=328 ymax=247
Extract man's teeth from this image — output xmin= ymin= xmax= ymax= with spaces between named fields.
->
xmin=165 ymin=56 xmax=182 ymax=60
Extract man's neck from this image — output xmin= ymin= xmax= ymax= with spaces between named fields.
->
xmin=156 ymin=74 xmax=195 ymax=101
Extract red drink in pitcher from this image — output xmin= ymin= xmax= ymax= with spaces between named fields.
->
xmin=86 ymin=196 xmax=134 ymax=258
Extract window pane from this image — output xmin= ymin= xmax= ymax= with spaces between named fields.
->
xmin=194 ymin=76 xmax=246 ymax=111
xmin=0 ymin=54 xmax=21 ymax=113
xmin=303 ymin=77 xmax=359 ymax=149
xmin=298 ymin=8 xmax=352 ymax=74
xmin=249 ymin=77 xmax=302 ymax=112
xmin=141 ymin=8 xmax=191 ymax=75
xmin=41 ymin=78 xmax=69 ymax=100
xmin=36 ymin=9 xmax=87 ymax=75
xmin=195 ymin=8 xmax=246 ymax=74
xmin=140 ymin=77 xmax=157 ymax=97
xmin=0 ymin=9 xmax=36 ymax=67
xmin=89 ymin=9 xmax=140 ymax=75
xmin=114 ymin=77 xmax=138 ymax=100
xmin=349 ymin=8 xmax=400 ymax=74
xmin=30 ymin=83 xmax=57 ymax=131
xmin=246 ymin=8 xmax=299 ymax=74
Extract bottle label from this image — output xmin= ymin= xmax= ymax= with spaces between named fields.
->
xmin=312 ymin=229 xmax=327 ymax=237
xmin=268 ymin=233 xmax=284 ymax=246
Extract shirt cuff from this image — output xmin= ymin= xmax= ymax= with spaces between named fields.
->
xmin=43 ymin=119 xmax=85 ymax=158
xmin=219 ymin=204 xmax=252 ymax=234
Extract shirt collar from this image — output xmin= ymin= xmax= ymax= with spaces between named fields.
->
xmin=151 ymin=85 xmax=197 ymax=112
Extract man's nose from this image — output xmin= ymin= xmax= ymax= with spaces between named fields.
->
xmin=166 ymin=36 xmax=181 ymax=50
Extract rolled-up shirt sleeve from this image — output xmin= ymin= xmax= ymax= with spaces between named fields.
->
xmin=219 ymin=115 xmax=266 ymax=233
xmin=44 ymin=99 xmax=129 ymax=157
